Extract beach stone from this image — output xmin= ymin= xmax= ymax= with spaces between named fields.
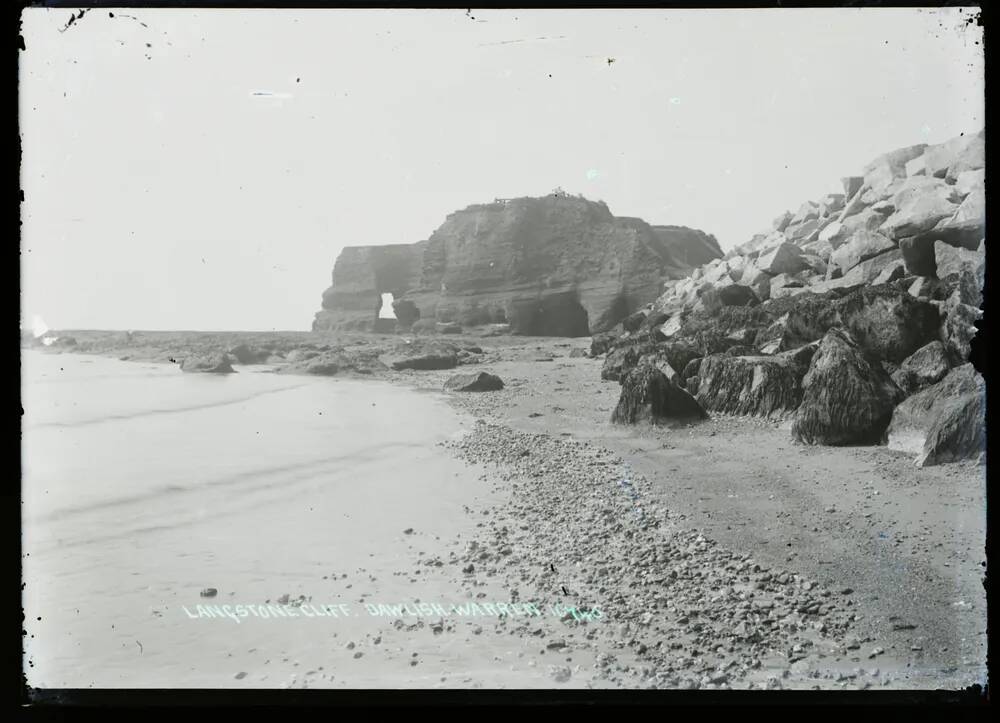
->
xmin=835 ymin=286 xmax=940 ymax=364
xmin=891 ymin=341 xmax=952 ymax=395
xmin=444 ymin=372 xmax=505 ymax=392
xmin=792 ymin=328 xmax=904 ymax=445
xmin=180 ymin=353 xmax=234 ymax=374
xmin=390 ymin=345 xmax=459 ymax=371
xmin=887 ymin=364 xmax=985 ymax=466
xmin=611 ymin=365 xmax=708 ymax=424
xmin=757 ymin=243 xmax=810 ymax=276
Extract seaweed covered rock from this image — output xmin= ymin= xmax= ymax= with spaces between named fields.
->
xmin=938 ymin=291 xmax=982 ymax=364
xmin=281 ymin=350 xmax=387 ymax=376
xmin=791 ymin=328 xmax=904 ymax=445
xmin=887 ymin=363 xmax=985 ymax=466
xmin=611 ymin=365 xmax=708 ymax=424
xmin=694 ymin=346 xmax=816 ymax=419
xmin=835 ymin=286 xmax=940 ymax=364
xmin=755 ymin=292 xmax=841 ymax=354
xmin=388 ymin=344 xmax=459 ymax=370
xmin=601 ymin=339 xmax=657 ymax=381
xmin=590 ymin=331 xmax=619 ymax=358
xmin=180 ymin=353 xmax=234 ymax=374
xmin=443 ymin=371 xmax=504 ymax=392
xmin=890 ymin=341 xmax=952 ymax=395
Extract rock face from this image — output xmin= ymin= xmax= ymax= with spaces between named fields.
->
xmin=313 ymin=194 xmax=720 ymax=336
xmin=180 ymin=353 xmax=234 ymax=374
xmin=611 ymin=365 xmax=708 ymax=424
xmin=791 ymin=328 xmax=904 ymax=445
xmin=887 ymin=364 xmax=985 ymax=466
xmin=444 ymin=371 xmax=505 ymax=392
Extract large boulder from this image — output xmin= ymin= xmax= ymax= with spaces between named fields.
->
xmin=886 ymin=364 xmax=985 ymax=466
xmin=757 ymin=242 xmax=810 ymax=275
xmin=898 ymin=235 xmax=938 ymax=277
xmin=601 ymin=339 xmax=657 ymax=382
xmin=938 ymin=291 xmax=982 ymax=364
xmin=282 ymin=350 xmax=387 ymax=376
xmin=611 ymin=365 xmax=708 ymax=424
xmin=934 ymin=240 xmax=985 ymax=282
xmin=755 ymin=294 xmax=840 ymax=354
xmin=931 ymin=188 xmax=985 ymax=250
xmin=180 ymin=353 xmax=235 ymax=374
xmin=694 ymin=345 xmax=816 ymax=419
xmin=389 ymin=344 xmax=459 ymax=370
xmin=791 ymin=328 xmax=905 ymax=445
xmin=696 ymin=283 xmax=761 ymax=311
xmin=829 ymin=231 xmax=896 ymax=275
xmin=622 ymin=310 xmax=647 ymax=332
xmin=590 ymin=331 xmax=620 ymax=357
xmin=835 ymin=286 xmax=940 ymax=364
xmin=890 ymin=341 xmax=952 ymax=395
xmin=923 ymin=130 xmax=985 ymax=181
xmin=862 ymin=144 xmax=928 ymax=196
xmin=878 ymin=177 xmax=963 ymax=240
xmin=444 ymin=371 xmax=504 ymax=392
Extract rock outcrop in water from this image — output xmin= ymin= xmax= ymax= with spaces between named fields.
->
xmin=314 ymin=193 xmax=720 ymax=336
xmin=596 ymin=129 xmax=985 ymax=461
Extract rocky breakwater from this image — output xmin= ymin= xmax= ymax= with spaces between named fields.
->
xmin=313 ymin=193 xmax=721 ymax=336
xmin=597 ymin=130 xmax=985 ymax=466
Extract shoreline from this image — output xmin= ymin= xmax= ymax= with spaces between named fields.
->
xmin=22 ymin=339 xmax=987 ymax=689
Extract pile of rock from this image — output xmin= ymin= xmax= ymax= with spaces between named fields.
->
xmin=598 ymin=130 xmax=985 ymax=466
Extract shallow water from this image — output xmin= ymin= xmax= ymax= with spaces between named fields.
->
xmin=21 ymin=351 xmax=534 ymax=688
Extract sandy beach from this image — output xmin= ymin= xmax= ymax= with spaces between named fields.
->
xmin=20 ymin=338 xmax=987 ymax=691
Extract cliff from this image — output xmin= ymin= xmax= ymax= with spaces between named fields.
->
xmin=313 ymin=194 xmax=721 ymax=336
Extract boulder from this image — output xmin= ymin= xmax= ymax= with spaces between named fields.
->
xmin=622 ymin=310 xmax=647 ymax=332
xmin=791 ymin=328 xmax=904 ymax=445
xmin=773 ymin=211 xmax=794 ymax=232
xmin=444 ymin=371 xmax=505 ymax=392
xmin=954 ymin=168 xmax=985 ymax=197
xmin=180 ymin=353 xmax=235 ymax=374
xmin=907 ymin=277 xmax=937 ymax=300
xmin=639 ymin=354 xmax=684 ymax=387
xmin=694 ymin=346 xmax=816 ymax=419
xmin=738 ymin=264 xmax=772 ymax=301
xmin=785 ymin=218 xmax=821 ymax=243
xmin=862 ymin=143 xmax=928 ymax=196
xmin=681 ymin=357 xmax=702 ymax=381
xmin=890 ymin=341 xmax=951 ymax=395
xmin=841 ymin=176 xmax=864 ymax=199
xmin=601 ymin=340 xmax=657 ymax=382
xmin=835 ymin=286 xmax=940 ymax=364
xmin=568 ymin=348 xmax=589 ymax=358
xmin=757 ymin=243 xmax=809 ymax=275
xmin=611 ymin=365 xmax=708 ymax=424
xmin=931 ymin=188 xmax=985 ymax=250
xmin=934 ymin=240 xmax=985 ymax=282
xmin=886 ymin=363 xmax=985 ymax=466
xmin=282 ymin=350 xmax=387 ymax=376
xmin=830 ymin=231 xmax=896 ymax=275
xmin=898 ymin=235 xmax=938 ymax=277
xmin=659 ymin=338 xmax=705 ymax=377
xmin=871 ymin=258 xmax=907 ymax=286
xmin=879 ymin=177 xmax=962 ymax=240
xmin=696 ymin=283 xmax=760 ymax=312
xmin=590 ymin=331 xmax=619 ymax=357
xmin=791 ymin=201 xmax=821 ymax=225
xmin=818 ymin=193 xmax=846 ymax=217
xmin=904 ymin=154 xmax=926 ymax=177
xmin=839 ymin=248 xmax=905 ymax=285
xmin=755 ymin=294 xmax=840 ymax=354
xmin=837 ymin=187 xmax=869 ymax=223
xmin=389 ymin=345 xmax=459 ymax=370
xmin=922 ymin=130 xmax=984 ymax=181
xmin=938 ymin=292 xmax=982 ymax=364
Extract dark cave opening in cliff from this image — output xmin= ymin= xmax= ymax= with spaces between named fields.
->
xmin=511 ymin=292 xmax=590 ymax=337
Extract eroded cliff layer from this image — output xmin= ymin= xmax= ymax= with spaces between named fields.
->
xmin=313 ymin=194 xmax=721 ymax=335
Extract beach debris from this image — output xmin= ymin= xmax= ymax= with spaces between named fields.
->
xmin=200 ymin=588 xmax=218 ymax=598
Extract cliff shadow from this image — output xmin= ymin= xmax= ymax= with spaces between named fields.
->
xmin=509 ymin=291 xmax=590 ymax=337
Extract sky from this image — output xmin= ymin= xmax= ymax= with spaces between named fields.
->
xmin=20 ymin=7 xmax=984 ymax=331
